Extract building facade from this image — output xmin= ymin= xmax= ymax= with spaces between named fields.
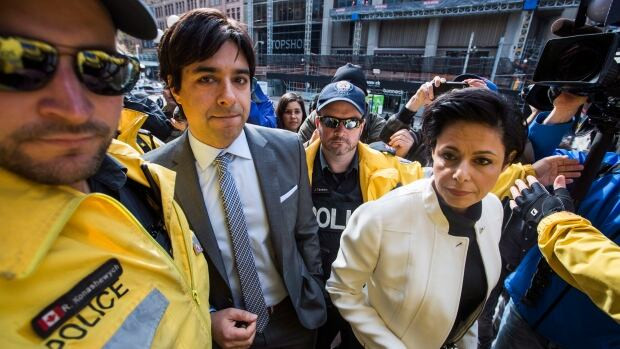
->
xmin=246 ymin=0 xmax=580 ymax=115
xmin=147 ymin=0 xmax=244 ymax=30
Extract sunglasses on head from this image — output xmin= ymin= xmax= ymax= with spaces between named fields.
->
xmin=0 ymin=35 xmax=140 ymax=96
xmin=319 ymin=116 xmax=363 ymax=130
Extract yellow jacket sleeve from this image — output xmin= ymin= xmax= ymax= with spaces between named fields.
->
xmin=492 ymin=163 xmax=536 ymax=199
xmin=538 ymin=211 xmax=620 ymax=323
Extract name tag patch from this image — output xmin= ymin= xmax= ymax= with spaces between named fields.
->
xmin=31 ymin=259 xmax=123 ymax=339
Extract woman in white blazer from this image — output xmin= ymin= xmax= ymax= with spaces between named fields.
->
xmin=327 ymin=87 xmax=527 ymax=349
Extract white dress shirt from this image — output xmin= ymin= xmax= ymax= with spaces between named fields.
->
xmin=188 ymin=129 xmax=287 ymax=307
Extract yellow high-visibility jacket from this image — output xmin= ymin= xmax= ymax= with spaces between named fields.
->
xmin=0 ymin=140 xmax=211 ymax=348
xmin=305 ymin=140 xmax=535 ymax=202
xmin=538 ymin=211 xmax=620 ymax=323
xmin=117 ymin=108 xmax=165 ymax=154
xmin=306 ymin=140 xmax=425 ymax=202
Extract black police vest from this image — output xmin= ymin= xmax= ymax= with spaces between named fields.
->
xmin=311 ymin=155 xmax=363 ymax=282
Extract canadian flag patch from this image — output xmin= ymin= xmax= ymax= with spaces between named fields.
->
xmin=36 ymin=305 xmax=66 ymax=331
xmin=31 ymin=258 xmax=123 ymax=338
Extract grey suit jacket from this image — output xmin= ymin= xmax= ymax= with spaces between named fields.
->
xmin=144 ymin=124 xmax=326 ymax=330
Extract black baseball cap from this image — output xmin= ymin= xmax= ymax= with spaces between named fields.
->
xmin=101 ymin=0 xmax=158 ymax=40
xmin=331 ymin=63 xmax=368 ymax=95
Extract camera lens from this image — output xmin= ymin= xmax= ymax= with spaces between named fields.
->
xmin=557 ymin=44 xmax=604 ymax=81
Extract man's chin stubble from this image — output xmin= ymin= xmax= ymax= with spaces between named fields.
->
xmin=0 ymin=137 xmax=112 ymax=186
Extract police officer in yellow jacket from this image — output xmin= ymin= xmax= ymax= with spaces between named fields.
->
xmin=0 ymin=1 xmax=211 ymax=347
xmin=305 ymin=82 xmax=420 ymax=348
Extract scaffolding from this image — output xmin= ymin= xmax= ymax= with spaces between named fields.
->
xmin=513 ymin=10 xmax=534 ymax=60
xmin=352 ymin=21 xmax=362 ymax=56
xmin=266 ymin=0 xmax=273 ymax=54
xmin=304 ymin=0 xmax=313 ymax=56
xmin=247 ymin=0 xmax=254 ymax=43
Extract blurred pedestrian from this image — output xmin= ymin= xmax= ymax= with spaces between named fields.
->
xmin=276 ymin=92 xmax=307 ymax=132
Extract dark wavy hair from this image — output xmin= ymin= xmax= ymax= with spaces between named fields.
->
xmin=421 ymin=88 xmax=526 ymax=164
xmin=158 ymin=8 xmax=255 ymax=92
xmin=275 ymin=92 xmax=307 ymax=131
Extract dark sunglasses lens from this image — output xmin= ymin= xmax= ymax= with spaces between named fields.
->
xmin=0 ymin=36 xmax=57 ymax=91
xmin=77 ymin=51 xmax=139 ymax=95
xmin=321 ymin=117 xmax=340 ymax=128
xmin=343 ymin=119 xmax=360 ymax=129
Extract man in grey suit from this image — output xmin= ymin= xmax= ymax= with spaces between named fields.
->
xmin=144 ymin=8 xmax=326 ymax=349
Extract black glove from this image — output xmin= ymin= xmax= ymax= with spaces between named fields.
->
xmin=514 ymin=183 xmax=574 ymax=227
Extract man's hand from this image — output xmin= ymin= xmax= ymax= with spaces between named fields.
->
xmin=463 ymin=78 xmax=489 ymax=89
xmin=544 ymin=91 xmax=588 ymax=125
xmin=388 ymin=129 xmax=414 ymax=157
xmin=532 ymin=155 xmax=583 ymax=186
xmin=405 ymin=76 xmax=445 ymax=112
xmin=211 ymin=308 xmax=258 ymax=349
xmin=509 ymin=175 xmax=574 ymax=227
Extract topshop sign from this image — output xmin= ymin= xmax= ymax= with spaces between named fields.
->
xmin=273 ymin=38 xmax=304 ymax=50
xmin=272 ymin=37 xmax=305 ymax=53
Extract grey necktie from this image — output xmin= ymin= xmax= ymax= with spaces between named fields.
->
xmin=214 ymin=152 xmax=270 ymax=332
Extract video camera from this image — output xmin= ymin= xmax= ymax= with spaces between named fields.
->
xmin=532 ymin=0 xmax=620 ymax=101
xmin=529 ymin=0 xmax=620 ymax=205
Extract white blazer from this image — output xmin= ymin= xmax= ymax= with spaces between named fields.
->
xmin=327 ymin=178 xmax=503 ymax=349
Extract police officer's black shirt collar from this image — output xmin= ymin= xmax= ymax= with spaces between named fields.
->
xmin=87 ymin=155 xmax=128 ymax=195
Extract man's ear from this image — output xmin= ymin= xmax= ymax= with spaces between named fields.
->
xmin=167 ymin=76 xmax=181 ymax=104
xmin=315 ymin=115 xmax=320 ymax=128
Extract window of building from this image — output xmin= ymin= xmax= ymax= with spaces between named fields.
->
xmin=273 ymin=0 xmax=305 ymax=22
xmin=334 ymin=0 xmax=351 ymax=8
xmin=254 ymin=3 xmax=266 ymax=23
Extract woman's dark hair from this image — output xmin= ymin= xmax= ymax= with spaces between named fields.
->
xmin=421 ymin=88 xmax=526 ymax=164
xmin=275 ymin=92 xmax=307 ymax=131
xmin=158 ymin=8 xmax=255 ymax=92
